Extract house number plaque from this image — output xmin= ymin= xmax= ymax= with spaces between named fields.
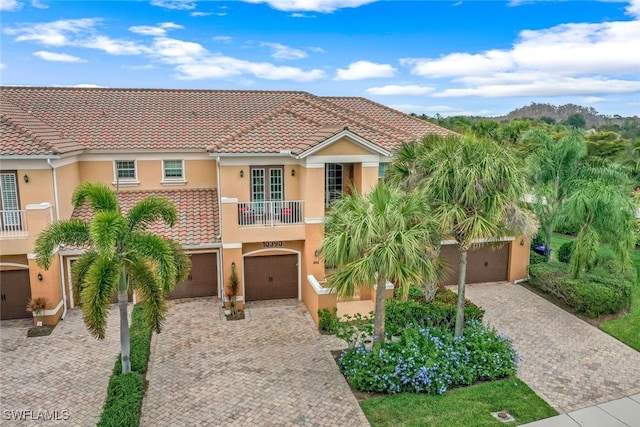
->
xmin=263 ymin=241 xmax=283 ymax=248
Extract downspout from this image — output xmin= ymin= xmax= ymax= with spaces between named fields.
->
xmin=47 ymin=159 xmax=68 ymax=320
xmin=216 ymin=156 xmax=224 ymax=308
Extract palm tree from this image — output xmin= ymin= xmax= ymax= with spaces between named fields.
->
xmin=561 ymin=166 xmax=636 ymax=278
xmin=34 ymin=181 xmax=189 ymax=374
xmin=322 ymin=181 xmax=440 ymax=344
xmin=523 ymin=129 xmax=587 ymax=261
xmin=393 ymin=134 xmax=535 ymax=337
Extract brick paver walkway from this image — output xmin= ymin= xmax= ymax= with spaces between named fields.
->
xmin=465 ymin=282 xmax=640 ymax=413
xmin=139 ymin=298 xmax=368 ymax=427
xmin=0 ymin=307 xmax=123 ymax=426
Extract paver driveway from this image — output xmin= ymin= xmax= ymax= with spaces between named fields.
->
xmin=139 ymin=298 xmax=368 ymax=427
xmin=0 ymin=307 xmax=123 ymax=426
xmin=465 ymin=282 xmax=640 ymax=413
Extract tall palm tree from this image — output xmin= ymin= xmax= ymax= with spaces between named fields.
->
xmin=524 ymin=129 xmax=587 ymax=261
xmin=393 ymin=134 xmax=535 ymax=337
xmin=322 ymin=181 xmax=440 ymax=344
xmin=34 ymin=181 xmax=189 ymax=374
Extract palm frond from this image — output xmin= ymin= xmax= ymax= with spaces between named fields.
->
xmin=34 ymin=219 xmax=91 ymax=269
xmin=90 ymin=211 xmax=128 ymax=254
xmin=72 ymin=181 xmax=118 ymax=212
xmin=71 ymin=250 xmax=99 ymax=305
xmin=126 ymin=232 xmax=178 ymax=291
xmin=81 ymin=255 xmax=121 ymax=339
xmin=128 ymin=259 xmax=166 ymax=334
xmin=126 ymin=195 xmax=178 ymax=232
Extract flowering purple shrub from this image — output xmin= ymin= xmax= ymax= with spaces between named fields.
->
xmin=339 ymin=321 xmax=518 ymax=394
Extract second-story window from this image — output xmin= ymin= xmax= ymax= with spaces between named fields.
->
xmin=115 ymin=160 xmax=136 ymax=180
xmin=325 ymin=163 xmax=343 ymax=207
xmin=163 ymin=160 xmax=184 ymax=180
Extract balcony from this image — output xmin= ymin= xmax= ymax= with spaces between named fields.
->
xmin=0 ymin=210 xmax=28 ymax=238
xmin=238 ymin=200 xmax=304 ymax=227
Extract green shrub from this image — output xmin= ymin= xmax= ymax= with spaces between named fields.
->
xmin=318 ymin=307 xmax=339 ymax=334
xmin=531 ymin=231 xmax=545 ymax=249
xmin=557 ymin=241 xmax=574 ymax=264
xmin=529 ymin=251 xmax=546 ymax=265
xmin=529 ymin=262 xmax=632 ymax=317
xmin=339 ymin=322 xmax=517 ymax=394
xmin=101 ymin=305 xmax=153 ymax=427
xmin=97 ymin=373 xmax=144 ymax=427
xmin=386 ymin=298 xmax=484 ymax=332
xmin=113 ymin=306 xmax=152 ymax=375
xmin=528 ymin=262 xmax=570 ymax=303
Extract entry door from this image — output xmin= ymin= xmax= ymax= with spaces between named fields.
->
xmin=244 ymin=255 xmax=298 ymax=301
xmin=251 ymin=167 xmax=284 ymax=219
xmin=0 ymin=269 xmax=32 ymax=319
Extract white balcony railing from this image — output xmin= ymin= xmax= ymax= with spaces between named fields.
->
xmin=0 ymin=210 xmax=28 ymax=237
xmin=238 ymin=200 xmax=304 ymax=227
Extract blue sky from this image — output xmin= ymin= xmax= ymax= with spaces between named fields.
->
xmin=1 ymin=0 xmax=639 ymax=117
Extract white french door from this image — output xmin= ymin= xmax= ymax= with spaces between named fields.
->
xmin=251 ymin=167 xmax=284 ymax=219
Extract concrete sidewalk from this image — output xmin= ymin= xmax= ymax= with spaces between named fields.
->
xmin=523 ymin=394 xmax=640 ymax=426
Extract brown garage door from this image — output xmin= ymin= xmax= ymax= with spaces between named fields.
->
xmin=166 ymin=253 xmax=218 ymax=299
xmin=440 ymin=244 xmax=509 ymax=286
xmin=1 ymin=269 xmax=32 ymax=320
xmin=244 ymin=254 xmax=298 ymax=301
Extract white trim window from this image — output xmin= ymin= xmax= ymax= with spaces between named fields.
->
xmin=162 ymin=160 xmax=186 ymax=185
xmin=325 ymin=163 xmax=343 ymax=207
xmin=113 ymin=160 xmax=139 ymax=186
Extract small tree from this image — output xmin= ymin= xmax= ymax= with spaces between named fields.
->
xmin=226 ymin=264 xmax=240 ymax=316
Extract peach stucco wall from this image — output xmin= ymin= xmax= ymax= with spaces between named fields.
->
xmin=508 ymin=237 xmax=531 ymax=281
xmin=314 ymin=138 xmax=372 ymax=156
xmin=55 ymin=162 xmax=81 ymax=220
xmin=28 ymin=254 xmax=63 ymax=325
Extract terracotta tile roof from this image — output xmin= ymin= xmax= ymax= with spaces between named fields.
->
xmin=0 ymin=99 xmax=85 ymax=156
xmin=322 ymin=96 xmax=451 ymax=137
xmin=71 ymin=189 xmax=220 ymax=247
xmin=0 ymin=87 xmax=453 ymax=155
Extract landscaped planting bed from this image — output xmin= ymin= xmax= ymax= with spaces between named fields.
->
xmin=339 ymin=321 xmax=517 ymax=394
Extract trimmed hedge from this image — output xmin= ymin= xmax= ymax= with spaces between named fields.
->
xmin=98 ymin=305 xmax=153 ymax=427
xmin=557 ymin=242 xmax=573 ymax=264
xmin=528 ymin=262 xmax=632 ymax=317
xmin=387 ymin=287 xmax=485 ymax=332
xmin=530 ymin=251 xmax=546 ymax=265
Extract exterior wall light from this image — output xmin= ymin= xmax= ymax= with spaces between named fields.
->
xmin=23 ymin=174 xmax=29 ymax=183
xmin=240 ymin=170 xmax=244 ymax=178
xmin=291 ymin=169 xmax=295 ymax=177
xmin=231 ymin=262 xmax=236 ymax=269
xmin=37 ymin=273 xmax=43 ymax=281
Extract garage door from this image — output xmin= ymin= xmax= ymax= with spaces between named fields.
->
xmin=166 ymin=253 xmax=218 ymax=299
xmin=1 ymin=269 xmax=32 ymax=320
xmin=244 ymin=254 xmax=298 ymax=301
xmin=440 ymin=244 xmax=509 ymax=286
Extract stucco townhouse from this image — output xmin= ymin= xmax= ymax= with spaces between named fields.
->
xmin=0 ymin=87 xmax=530 ymax=325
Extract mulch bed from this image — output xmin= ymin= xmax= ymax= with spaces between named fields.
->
xmin=27 ymin=325 xmax=56 ymax=337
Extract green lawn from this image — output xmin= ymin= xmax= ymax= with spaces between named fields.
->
xmin=600 ymin=248 xmax=640 ymax=351
xmin=548 ymin=233 xmax=640 ymax=351
xmin=360 ymin=378 xmax=557 ymax=427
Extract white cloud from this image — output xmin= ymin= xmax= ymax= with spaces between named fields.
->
xmin=580 ymin=96 xmax=606 ymax=103
xmin=366 ymin=85 xmax=435 ymax=95
xmin=261 ymin=42 xmax=307 ymax=60
xmin=308 ymin=46 xmax=324 ymax=53
xmin=190 ymin=11 xmax=213 ymax=16
xmin=335 ymin=60 xmax=396 ymax=80
xmin=33 ymin=50 xmax=86 ymax=62
xmin=213 ymin=36 xmax=233 ymax=43
xmin=627 ymin=0 xmax=640 ymax=18
xmin=4 ymin=18 xmax=99 ymax=46
xmin=403 ymin=16 xmax=640 ymax=98
xmin=289 ymin=12 xmax=315 ymax=18
xmin=0 ymin=0 xmax=22 ymax=11
xmin=242 ymin=0 xmax=377 ymax=13
xmin=52 ymin=83 xmax=108 ymax=88
xmin=0 ymin=63 xmax=6 ymax=69
xmin=122 ymin=64 xmax=156 ymax=70
xmin=150 ymin=0 xmax=196 ymax=10
xmin=129 ymin=22 xmax=183 ymax=36
xmin=390 ymin=104 xmax=492 ymax=117
xmin=5 ymin=17 xmax=327 ymax=83
xmin=31 ymin=0 xmax=47 ymax=8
